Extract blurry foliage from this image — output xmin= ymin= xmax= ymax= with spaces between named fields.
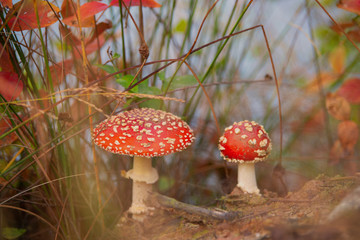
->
xmin=0 ymin=0 xmax=359 ymax=239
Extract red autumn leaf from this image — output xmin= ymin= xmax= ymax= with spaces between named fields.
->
xmin=0 ymin=72 xmax=22 ymax=101
xmin=6 ymin=0 xmax=60 ymax=31
xmin=337 ymin=120 xmax=359 ymax=153
xmin=61 ymin=0 xmax=77 ymax=19
xmin=0 ymin=117 xmax=19 ymax=146
xmin=337 ymin=0 xmax=360 ymax=15
xmin=109 ymin=0 xmax=161 ymax=8
xmin=337 ymin=78 xmax=360 ymax=104
xmin=1 ymin=0 xmax=12 ymax=8
xmin=62 ymin=1 xmax=109 ymax=28
xmin=331 ymin=22 xmax=356 ymax=34
xmin=87 ymin=21 xmax=112 ymax=44
xmin=0 ymin=44 xmax=15 ymax=73
xmin=49 ymin=59 xmax=74 ymax=86
xmin=74 ymin=32 xmax=107 ymax=58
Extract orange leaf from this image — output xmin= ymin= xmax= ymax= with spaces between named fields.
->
xmin=329 ymin=44 xmax=346 ymax=74
xmin=109 ymin=0 xmax=161 ymax=8
xmin=87 ymin=21 xmax=112 ymax=44
xmin=337 ymin=78 xmax=360 ymax=104
xmin=337 ymin=120 xmax=359 ymax=153
xmin=329 ymin=140 xmax=344 ymax=164
xmin=61 ymin=0 xmax=77 ymax=19
xmin=337 ymin=0 xmax=360 ymax=15
xmin=326 ymin=93 xmax=351 ymax=121
xmin=0 ymin=71 xmax=22 ymax=101
xmin=62 ymin=1 xmax=109 ymax=28
xmin=1 ymin=0 xmax=12 ymax=8
xmin=49 ymin=59 xmax=74 ymax=86
xmin=305 ymin=72 xmax=337 ymax=93
xmin=6 ymin=0 xmax=60 ymax=31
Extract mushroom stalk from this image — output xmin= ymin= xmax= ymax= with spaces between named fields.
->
xmin=127 ymin=156 xmax=159 ymax=214
xmin=237 ymin=162 xmax=260 ymax=194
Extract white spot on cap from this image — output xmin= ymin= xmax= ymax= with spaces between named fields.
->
xmin=259 ymin=139 xmax=268 ymax=147
xmin=131 ymin=126 xmax=139 ymax=131
xmin=248 ymin=139 xmax=257 ymax=145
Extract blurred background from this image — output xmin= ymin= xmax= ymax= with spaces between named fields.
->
xmin=0 ymin=0 xmax=359 ymax=239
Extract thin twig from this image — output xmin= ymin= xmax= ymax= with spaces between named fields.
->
xmin=151 ymin=193 xmax=238 ymax=221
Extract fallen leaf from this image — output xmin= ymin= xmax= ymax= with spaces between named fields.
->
xmin=337 ymin=0 xmax=360 ymax=15
xmin=109 ymin=0 xmax=161 ymax=8
xmin=0 ymin=71 xmax=22 ymax=101
xmin=329 ymin=44 xmax=346 ymax=74
xmin=62 ymin=1 xmax=109 ymax=28
xmin=1 ymin=0 xmax=12 ymax=8
xmin=337 ymin=120 xmax=359 ymax=153
xmin=325 ymin=93 xmax=351 ymax=121
xmin=337 ymin=78 xmax=360 ymax=104
xmin=6 ymin=0 xmax=60 ymax=31
xmin=305 ymin=72 xmax=337 ymax=93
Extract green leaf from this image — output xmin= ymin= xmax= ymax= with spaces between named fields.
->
xmin=174 ymin=19 xmax=187 ymax=33
xmin=162 ymin=75 xmax=198 ymax=91
xmin=158 ymin=72 xmax=165 ymax=82
xmin=139 ymin=86 xmax=163 ymax=108
xmin=96 ymin=64 xmax=117 ymax=74
xmin=112 ymin=52 xmax=121 ymax=59
xmin=116 ymin=75 xmax=138 ymax=93
xmin=2 ymin=227 xmax=26 ymax=239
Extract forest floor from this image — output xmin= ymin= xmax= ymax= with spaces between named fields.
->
xmin=105 ymin=175 xmax=360 ymax=240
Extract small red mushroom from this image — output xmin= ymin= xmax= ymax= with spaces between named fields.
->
xmin=93 ymin=108 xmax=194 ymax=216
xmin=218 ymin=120 xmax=271 ymax=194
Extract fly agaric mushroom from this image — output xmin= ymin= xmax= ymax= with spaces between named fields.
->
xmin=93 ymin=108 xmax=194 ymax=215
xmin=218 ymin=120 xmax=272 ymax=195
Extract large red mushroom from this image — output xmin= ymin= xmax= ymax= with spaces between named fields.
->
xmin=219 ymin=120 xmax=272 ymax=194
xmin=93 ymin=108 xmax=194 ymax=216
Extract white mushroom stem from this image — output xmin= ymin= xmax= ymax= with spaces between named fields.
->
xmin=237 ymin=162 xmax=260 ymax=195
xmin=126 ymin=156 xmax=159 ymax=215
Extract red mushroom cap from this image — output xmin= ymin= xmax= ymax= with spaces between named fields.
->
xmin=218 ymin=120 xmax=271 ymax=163
xmin=93 ymin=108 xmax=195 ymax=157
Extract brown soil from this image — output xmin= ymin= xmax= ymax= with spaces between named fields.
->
xmin=105 ymin=175 xmax=360 ymax=240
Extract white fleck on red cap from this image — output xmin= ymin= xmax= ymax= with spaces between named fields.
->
xmin=93 ymin=108 xmax=195 ymax=157
xmin=219 ymin=120 xmax=272 ymax=163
